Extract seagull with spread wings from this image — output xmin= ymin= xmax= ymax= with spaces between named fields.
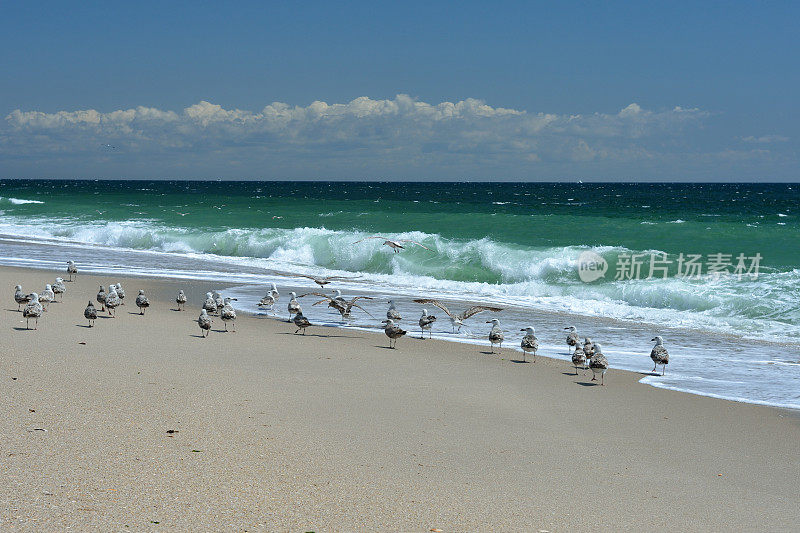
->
xmin=352 ymin=236 xmax=431 ymax=253
xmin=305 ymin=292 xmax=375 ymax=322
xmin=412 ymin=299 xmax=503 ymax=333
xmin=289 ymin=273 xmax=360 ymax=288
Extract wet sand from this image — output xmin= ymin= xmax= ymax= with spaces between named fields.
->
xmin=2 ymin=266 xmax=799 ymax=531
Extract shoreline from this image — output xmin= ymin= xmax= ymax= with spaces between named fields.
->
xmin=3 ymin=265 xmax=800 ymax=530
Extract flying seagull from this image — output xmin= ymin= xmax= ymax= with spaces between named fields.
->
xmin=352 ymin=236 xmax=431 ymax=253
xmin=412 ymin=299 xmax=503 ymax=333
xmin=288 ymin=273 xmax=360 ymax=288
xmin=307 ymin=292 xmax=374 ymax=322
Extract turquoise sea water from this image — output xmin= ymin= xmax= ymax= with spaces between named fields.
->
xmin=1 ymin=180 xmax=798 ymax=408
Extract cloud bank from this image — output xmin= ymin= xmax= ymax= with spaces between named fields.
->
xmin=0 ymin=95 xmax=791 ymax=179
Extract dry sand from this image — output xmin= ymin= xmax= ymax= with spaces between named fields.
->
xmin=1 ymin=266 xmax=799 ymax=531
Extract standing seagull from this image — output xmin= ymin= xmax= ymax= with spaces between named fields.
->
xmin=382 ymin=319 xmax=407 ymax=348
xmin=583 ymin=337 xmax=595 ymax=358
xmin=105 ymin=287 xmax=121 ymax=317
xmin=287 ymin=292 xmax=302 ymax=321
xmin=96 ymin=285 xmax=107 ymax=312
xmin=293 ymin=312 xmax=311 ymax=334
xmin=115 ymin=283 xmax=126 ymax=305
xmin=258 ymin=290 xmax=278 ymax=313
xmin=198 ymin=309 xmax=212 ymax=337
xmin=220 ymin=297 xmax=237 ymax=332
xmin=386 ymin=300 xmax=402 ymax=321
xmin=572 ymin=345 xmax=587 ymax=375
xmin=520 ymin=327 xmax=539 ymax=362
xmin=487 ymin=318 xmax=504 ymax=353
xmin=14 ymin=285 xmax=30 ymax=311
xmin=589 ymin=343 xmax=609 ymax=385
xmin=650 ymin=336 xmax=670 ymax=375
xmin=84 ymin=300 xmax=98 ymax=327
xmin=307 ymin=292 xmax=374 ymax=322
xmin=418 ymin=309 xmax=436 ymax=339
xmin=52 ymin=278 xmax=66 ymax=301
xmin=22 ymin=293 xmax=43 ymax=330
xmin=176 ymin=289 xmax=187 ymax=311
xmin=412 ymin=299 xmax=503 ymax=333
xmin=40 ymin=284 xmax=55 ymax=311
xmin=203 ymin=292 xmax=217 ymax=314
xmin=564 ymin=326 xmax=579 ymax=354
xmin=352 ymin=235 xmax=431 ymax=253
xmin=269 ymin=282 xmax=280 ymax=304
xmin=66 ymin=260 xmax=78 ymax=281
xmin=213 ymin=291 xmax=225 ymax=314
xmin=135 ymin=289 xmax=150 ymax=315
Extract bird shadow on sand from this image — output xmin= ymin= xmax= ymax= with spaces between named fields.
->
xmin=127 ymin=312 xmax=145 ymax=316
xmin=12 ymin=327 xmax=35 ymax=331
xmin=510 ymin=359 xmax=531 ymax=364
xmin=562 ymin=371 xmax=584 ymax=376
xmin=75 ymin=324 xmax=95 ymax=328
xmin=374 ymin=345 xmax=399 ymax=350
xmin=277 ymin=331 xmax=352 ymax=339
xmin=189 ymin=334 xmax=208 ymax=339
xmin=575 ymin=381 xmax=601 ymax=387
xmin=479 ymin=350 xmax=497 ymax=355
xmin=6 ymin=309 xmax=21 ymax=313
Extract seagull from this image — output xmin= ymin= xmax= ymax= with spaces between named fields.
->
xmin=257 ymin=290 xmax=278 ymax=313
xmin=52 ymin=278 xmax=66 ymax=301
xmin=198 ymin=309 xmax=212 ymax=337
xmin=332 ymin=289 xmax=346 ymax=303
xmin=289 ymin=273 xmax=360 ymax=288
xmin=220 ymin=297 xmax=237 ymax=332
xmin=418 ymin=309 xmax=436 ymax=339
xmin=386 ymin=300 xmax=402 ymax=321
xmin=213 ymin=291 xmax=224 ymax=313
xmin=66 ymin=260 xmax=78 ymax=281
xmin=352 ymin=236 xmax=431 ymax=253
xmin=572 ymin=345 xmax=586 ymax=375
xmin=40 ymin=284 xmax=54 ymax=311
xmin=564 ymin=326 xmax=579 ymax=354
xmin=583 ymin=337 xmax=595 ymax=358
xmin=84 ymin=301 xmax=98 ymax=327
xmin=22 ymin=293 xmax=43 ymax=329
xmin=105 ymin=288 xmax=120 ymax=317
xmin=293 ymin=312 xmax=311 ymax=334
xmin=589 ymin=343 xmax=609 ymax=385
xmin=96 ymin=285 xmax=107 ymax=311
xmin=487 ymin=318 xmax=504 ymax=353
xmin=22 ymin=292 xmax=42 ymax=329
xmin=307 ymin=292 xmax=374 ymax=322
xmin=176 ymin=289 xmax=187 ymax=311
xmin=269 ymin=283 xmax=280 ymax=304
xmin=382 ymin=319 xmax=407 ymax=348
xmin=287 ymin=292 xmax=302 ymax=320
xmin=115 ymin=283 xmax=125 ymax=304
xmin=135 ymin=289 xmax=150 ymax=315
xmin=412 ymin=299 xmax=504 ymax=333
xmin=14 ymin=285 xmax=30 ymax=311
xmin=650 ymin=336 xmax=669 ymax=375
xmin=202 ymin=292 xmax=217 ymax=314
xmin=520 ymin=327 xmax=539 ymax=362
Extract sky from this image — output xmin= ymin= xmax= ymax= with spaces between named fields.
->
xmin=0 ymin=1 xmax=797 ymax=181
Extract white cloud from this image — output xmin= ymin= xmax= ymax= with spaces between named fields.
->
xmin=741 ymin=134 xmax=789 ymax=144
xmin=0 ymin=95 xmax=739 ymax=177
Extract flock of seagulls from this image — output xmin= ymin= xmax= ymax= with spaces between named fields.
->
xmin=11 ymin=261 xmax=672 ymax=383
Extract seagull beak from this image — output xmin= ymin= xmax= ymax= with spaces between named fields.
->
xmin=520 ymin=328 xmax=526 ymax=331
xmin=564 ymin=327 xmax=570 ymax=330
xmin=651 ymin=337 xmax=656 ymax=341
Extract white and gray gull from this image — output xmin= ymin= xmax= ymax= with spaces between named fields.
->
xmin=650 ymin=336 xmax=669 ymax=375
xmin=105 ymin=288 xmax=121 ymax=317
xmin=198 ymin=309 xmax=212 ymax=337
xmin=564 ymin=326 xmax=579 ymax=354
xmin=382 ymin=319 xmax=407 ymax=348
xmin=40 ymin=284 xmax=54 ymax=311
xmin=307 ymin=292 xmax=374 ymax=322
xmin=413 ymin=299 xmax=503 ymax=333
xmin=352 ymin=236 xmax=432 ymax=253
xmin=52 ymin=278 xmax=66 ymax=301
xmin=220 ymin=297 xmax=237 ymax=332
xmin=589 ymin=343 xmax=609 ymax=385
xmin=520 ymin=326 xmax=539 ymax=362
xmin=135 ymin=289 xmax=150 ymax=315
xmin=84 ymin=301 xmax=97 ymax=327
xmin=287 ymin=292 xmax=302 ymax=320
xmin=96 ymin=285 xmax=107 ymax=312
xmin=487 ymin=318 xmax=504 ymax=353
xmin=386 ymin=300 xmax=402 ymax=321
xmin=14 ymin=285 xmax=30 ymax=311
xmin=22 ymin=292 xmax=43 ymax=330
xmin=66 ymin=260 xmax=78 ymax=281
xmin=176 ymin=289 xmax=187 ymax=311
xmin=418 ymin=309 xmax=437 ymax=339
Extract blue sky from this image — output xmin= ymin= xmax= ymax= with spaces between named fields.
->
xmin=1 ymin=1 xmax=797 ymax=180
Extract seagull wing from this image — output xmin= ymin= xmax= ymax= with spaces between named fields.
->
xmin=352 ymin=236 xmax=389 ymax=244
xmin=298 ymin=292 xmax=331 ymax=299
xmin=412 ymin=299 xmax=454 ymax=319
xmin=347 ymin=301 xmax=376 ymax=318
xmin=398 ymin=240 xmax=432 ymax=251
xmin=460 ymin=305 xmax=504 ymax=320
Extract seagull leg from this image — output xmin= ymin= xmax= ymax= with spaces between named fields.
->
xmin=662 ymin=365 xmax=665 ymax=376
xmin=652 ymin=363 xmax=657 ymax=373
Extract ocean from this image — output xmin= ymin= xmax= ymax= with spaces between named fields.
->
xmin=1 ymin=180 xmax=798 ymax=409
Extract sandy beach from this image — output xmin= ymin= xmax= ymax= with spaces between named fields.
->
xmin=2 ymin=265 xmax=799 ymax=531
